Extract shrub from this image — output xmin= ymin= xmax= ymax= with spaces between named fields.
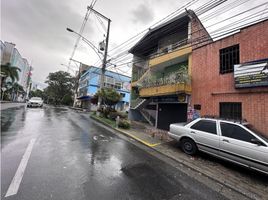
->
xmin=118 ymin=119 xmax=130 ymax=129
xmin=117 ymin=111 xmax=128 ymax=119
xmin=108 ymin=111 xmax=119 ymax=120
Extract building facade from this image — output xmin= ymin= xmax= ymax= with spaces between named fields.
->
xmin=128 ymin=10 xmax=211 ymax=130
xmin=77 ymin=65 xmax=131 ymax=111
xmin=191 ymin=20 xmax=268 ymax=136
xmin=1 ymin=41 xmax=32 ymax=92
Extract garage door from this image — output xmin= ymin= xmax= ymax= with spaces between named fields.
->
xmin=157 ymin=103 xmax=187 ymax=130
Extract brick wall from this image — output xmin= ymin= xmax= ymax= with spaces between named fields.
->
xmin=191 ymin=13 xmax=212 ymax=49
xmin=192 ymin=20 xmax=268 ymax=136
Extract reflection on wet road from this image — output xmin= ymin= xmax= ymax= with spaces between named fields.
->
xmin=1 ymin=105 xmax=227 ymax=200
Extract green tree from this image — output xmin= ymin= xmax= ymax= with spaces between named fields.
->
xmin=95 ymin=88 xmax=122 ymax=107
xmin=29 ymin=89 xmax=44 ymax=99
xmin=45 ymin=71 xmax=75 ymax=105
xmin=4 ymin=82 xmax=25 ymax=101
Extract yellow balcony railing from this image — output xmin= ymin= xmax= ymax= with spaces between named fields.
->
xmin=149 ymin=45 xmax=192 ymax=68
xmin=138 ymin=72 xmax=191 ymax=97
xmin=139 ymin=83 xmax=191 ymax=97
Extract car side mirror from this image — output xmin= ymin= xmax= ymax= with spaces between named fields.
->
xmin=250 ymin=138 xmax=264 ymax=146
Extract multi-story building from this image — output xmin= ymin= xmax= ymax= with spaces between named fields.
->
xmin=0 ymin=41 xmax=5 ymax=60
xmin=191 ymin=20 xmax=268 ymax=136
xmin=128 ymin=10 xmax=211 ymax=130
xmin=77 ymin=65 xmax=131 ymax=110
xmin=1 ymin=41 xmax=32 ymax=92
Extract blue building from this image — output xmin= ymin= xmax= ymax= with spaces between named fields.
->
xmin=77 ymin=65 xmax=131 ymax=111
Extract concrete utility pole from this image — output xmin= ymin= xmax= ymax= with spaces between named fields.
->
xmin=88 ymin=7 xmax=111 ymax=109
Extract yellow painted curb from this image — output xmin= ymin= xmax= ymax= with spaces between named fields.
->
xmin=116 ymin=128 xmax=161 ymax=147
xmin=90 ymin=115 xmax=161 ymax=147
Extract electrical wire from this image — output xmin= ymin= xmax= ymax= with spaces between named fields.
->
xmin=109 ymin=17 xmax=268 ymax=69
xmin=69 ymin=0 xmax=98 ymax=66
xmin=201 ymin=0 xmax=251 ymax=21
xmin=107 ymin=0 xmax=200 ymax=55
xmin=108 ymin=3 xmax=268 ymax=66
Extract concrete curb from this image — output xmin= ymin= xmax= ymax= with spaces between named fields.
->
xmin=69 ymin=106 xmax=91 ymax=112
xmin=90 ymin=115 xmax=161 ymax=147
xmin=90 ymin=115 xmax=260 ymax=200
xmin=0 ymin=101 xmax=25 ymax=104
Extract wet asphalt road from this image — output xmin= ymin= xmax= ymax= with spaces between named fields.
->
xmin=1 ymin=105 xmax=228 ymax=200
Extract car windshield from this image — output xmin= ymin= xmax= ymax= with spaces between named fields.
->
xmin=245 ymin=124 xmax=268 ymax=143
xmin=31 ymin=97 xmax=42 ymax=101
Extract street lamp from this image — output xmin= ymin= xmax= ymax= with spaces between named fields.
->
xmin=66 ymin=28 xmax=103 ymax=61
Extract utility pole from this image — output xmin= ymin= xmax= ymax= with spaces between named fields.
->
xmin=88 ymin=7 xmax=111 ymax=109
xmin=68 ymin=59 xmax=82 ymax=107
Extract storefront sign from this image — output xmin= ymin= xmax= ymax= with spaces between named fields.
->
xmin=234 ymin=61 xmax=268 ymax=88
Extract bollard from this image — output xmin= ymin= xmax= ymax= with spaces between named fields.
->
xmin=116 ymin=116 xmax=120 ymax=128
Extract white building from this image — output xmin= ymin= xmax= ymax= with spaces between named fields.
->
xmin=1 ymin=41 xmax=32 ymax=91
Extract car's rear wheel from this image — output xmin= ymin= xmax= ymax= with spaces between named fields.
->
xmin=181 ymin=138 xmax=197 ymax=155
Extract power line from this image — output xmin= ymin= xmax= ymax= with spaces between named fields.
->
xmin=108 ymin=2 xmax=268 ymax=66
xmin=109 ymin=17 xmax=268 ymax=69
xmin=201 ymin=0 xmax=251 ymax=21
xmin=107 ymin=0 xmax=200 ymax=55
xmin=89 ymin=17 xmax=268 ymax=81
xmin=68 ymin=0 xmax=97 ymax=66
xmin=195 ymin=0 xmax=226 ymax=15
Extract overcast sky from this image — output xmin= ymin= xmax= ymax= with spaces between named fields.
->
xmin=1 ymin=0 xmax=267 ymax=84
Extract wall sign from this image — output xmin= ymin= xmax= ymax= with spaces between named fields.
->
xmin=234 ymin=61 xmax=268 ymax=88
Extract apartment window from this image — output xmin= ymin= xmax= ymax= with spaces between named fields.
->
xmin=115 ymin=81 xmax=122 ymax=89
xmin=220 ymin=44 xmax=239 ymax=74
xmin=101 ymin=76 xmax=123 ymax=90
xmin=220 ymin=102 xmax=242 ymax=120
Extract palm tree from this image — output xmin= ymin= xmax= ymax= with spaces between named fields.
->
xmin=5 ymin=82 xmax=25 ymax=101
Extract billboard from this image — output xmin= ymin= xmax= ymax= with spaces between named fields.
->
xmin=234 ymin=61 xmax=268 ymax=88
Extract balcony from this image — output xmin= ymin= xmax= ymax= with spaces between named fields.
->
xmin=149 ymin=45 xmax=192 ymax=68
xmin=138 ymin=71 xmax=191 ymax=97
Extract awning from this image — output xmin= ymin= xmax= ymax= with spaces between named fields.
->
xmin=76 ymin=95 xmax=92 ymax=100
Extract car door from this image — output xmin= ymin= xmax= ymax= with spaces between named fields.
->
xmin=190 ymin=119 xmax=220 ymax=156
xmin=219 ymin=122 xmax=268 ymax=172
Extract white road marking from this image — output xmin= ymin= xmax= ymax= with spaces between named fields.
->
xmin=5 ymin=138 xmax=37 ymax=197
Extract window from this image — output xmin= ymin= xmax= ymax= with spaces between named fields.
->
xmin=220 ymin=122 xmax=256 ymax=143
xmin=115 ymin=81 xmax=122 ymax=89
xmin=120 ymin=93 xmax=125 ymax=98
xmin=191 ymin=120 xmax=217 ymax=134
xmin=220 ymin=44 xmax=239 ymax=74
xmin=220 ymin=102 xmax=242 ymax=120
xmin=101 ymin=76 xmax=123 ymax=90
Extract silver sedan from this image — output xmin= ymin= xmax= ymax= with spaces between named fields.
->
xmin=168 ymin=118 xmax=268 ymax=174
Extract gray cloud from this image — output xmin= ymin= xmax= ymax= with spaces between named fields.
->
xmin=131 ymin=3 xmax=154 ymax=25
xmin=1 ymin=0 xmax=96 ymax=81
xmin=2 ymin=0 xmax=96 ymax=52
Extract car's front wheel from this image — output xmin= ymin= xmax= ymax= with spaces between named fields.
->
xmin=181 ymin=138 xmax=197 ymax=155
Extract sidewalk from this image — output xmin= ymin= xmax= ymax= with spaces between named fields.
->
xmin=91 ymin=115 xmax=268 ymax=200
xmin=0 ymin=102 xmax=26 ymax=110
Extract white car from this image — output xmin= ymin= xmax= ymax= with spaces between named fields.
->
xmin=168 ymin=118 xmax=268 ymax=174
xmin=27 ymin=97 xmax=43 ymax=108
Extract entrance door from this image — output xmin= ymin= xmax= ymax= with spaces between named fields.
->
xmin=157 ymin=103 xmax=187 ymax=130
